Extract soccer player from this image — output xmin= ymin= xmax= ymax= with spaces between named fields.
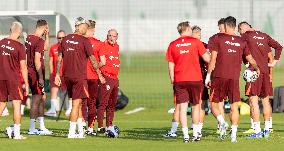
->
xmin=0 ymin=22 xmax=29 ymax=139
xmin=55 ymin=17 xmax=105 ymax=138
xmin=97 ymin=29 xmax=120 ymax=134
xmin=26 ymin=19 xmax=52 ymax=135
xmin=45 ymin=30 xmax=66 ymax=117
xmin=206 ymin=16 xmax=260 ymax=142
xmin=166 ymin=21 xmax=210 ymax=142
xmin=191 ymin=25 xmax=209 ymax=136
xmin=238 ymin=21 xmax=283 ymax=138
xmin=208 ymin=18 xmax=226 ymax=134
xmin=82 ymin=20 xmax=103 ymax=135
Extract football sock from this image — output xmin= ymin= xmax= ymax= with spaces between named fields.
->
xmin=192 ymin=124 xmax=199 ymax=137
xmin=170 ymin=121 xmax=178 ymax=133
xmin=14 ymin=124 xmax=21 ymax=137
xmin=254 ymin=122 xmax=261 ymax=133
xmin=29 ymin=119 xmax=36 ymax=130
xmin=217 ymin=114 xmax=225 ymax=125
xmin=77 ymin=118 xmax=84 ymax=134
xmin=50 ymin=99 xmax=57 ymax=112
xmin=69 ymin=122 xmax=77 ymax=135
xmin=231 ymin=125 xmax=238 ymax=138
xmin=38 ymin=117 xmax=45 ymax=130
xmin=264 ymin=121 xmax=270 ymax=131
xmin=182 ymin=127 xmax=189 ymax=138
xmin=269 ymin=117 xmax=272 ymax=129
xmin=198 ymin=122 xmax=203 ymax=134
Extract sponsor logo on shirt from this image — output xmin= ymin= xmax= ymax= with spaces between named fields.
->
xmin=180 ymin=50 xmax=189 ymax=54
xmin=176 ymin=43 xmax=191 ymax=47
xmin=66 ymin=40 xmax=79 ymax=45
xmin=113 ymin=64 xmax=120 ymax=68
xmin=225 ymin=41 xmax=240 ymax=47
xmin=228 ymin=49 xmax=237 ymax=53
xmin=253 ymin=36 xmax=264 ymax=40
xmin=109 ymin=56 xmax=119 ymax=60
xmin=1 ymin=44 xmax=14 ymax=51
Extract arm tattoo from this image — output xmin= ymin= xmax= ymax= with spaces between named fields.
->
xmin=89 ymin=55 xmax=103 ymax=77
xmin=56 ymin=53 xmax=63 ymax=75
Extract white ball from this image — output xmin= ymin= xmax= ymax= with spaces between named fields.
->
xmin=243 ymin=69 xmax=258 ymax=82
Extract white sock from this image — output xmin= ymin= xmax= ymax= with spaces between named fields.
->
xmin=50 ymin=99 xmax=57 ymax=112
xmin=29 ymin=119 xmax=36 ymax=130
xmin=192 ymin=124 xmax=199 ymax=137
xmin=231 ymin=125 xmax=238 ymax=138
xmin=182 ymin=127 xmax=189 ymax=138
xmin=68 ymin=100 xmax=72 ymax=110
xmin=269 ymin=117 xmax=272 ymax=129
xmin=254 ymin=122 xmax=261 ymax=133
xmin=77 ymin=118 xmax=84 ymax=134
xmin=38 ymin=117 xmax=45 ymax=130
xmin=69 ymin=122 xmax=77 ymax=135
xmin=88 ymin=127 xmax=93 ymax=132
xmin=217 ymin=114 xmax=225 ymax=125
xmin=170 ymin=121 xmax=178 ymax=133
xmin=264 ymin=121 xmax=270 ymax=131
xmin=250 ymin=118 xmax=254 ymax=129
xmin=198 ymin=122 xmax=203 ymax=133
xmin=21 ymin=105 xmax=25 ymax=115
xmin=14 ymin=124 xmax=21 ymax=137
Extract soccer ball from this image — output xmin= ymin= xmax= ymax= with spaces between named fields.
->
xmin=243 ymin=69 xmax=259 ymax=82
xmin=106 ymin=125 xmax=120 ymax=138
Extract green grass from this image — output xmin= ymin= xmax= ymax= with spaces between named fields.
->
xmin=1 ymin=53 xmax=284 ymax=151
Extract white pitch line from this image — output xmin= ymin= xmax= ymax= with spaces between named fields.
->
xmin=125 ymin=107 xmax=145 ymax=115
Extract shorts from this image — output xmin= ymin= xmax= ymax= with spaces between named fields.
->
xmin=201 ymin=86 xmax=209 ymax=100
xmin=28 ymin=68 xmax=45 ymax=95
xmin=49 ymin=74 xmax=66 ymax=90
xmin=173 ymin=81 xmax=203 ymax=105
xmin=245 ymin=73 xmax=272 ymax=98
xmin=65 ymin=77 xmax=89 ymax=100
xmin=210 ymin=77 xmax=240 ymax=103
xmin=0 ymin=80 xmax=23 ymax=101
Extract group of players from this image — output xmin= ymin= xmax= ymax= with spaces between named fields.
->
xmin=165 ymin=16 xmax=282 ymax=143
xmin=0 ymin=17 xmax=121 ymax=139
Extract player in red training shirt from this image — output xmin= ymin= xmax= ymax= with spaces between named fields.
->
xmin=166 ymin=21 xmax=210 ymax=142
xmin=97 ymin=29 xmax=121 ymax=134
xmin=0 ymin=22 xmax=29 ymax=139
xmin=55 ymin=17 xmax=105 ymax=139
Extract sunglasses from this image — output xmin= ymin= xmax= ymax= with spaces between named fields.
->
xmin=57 ymin=37 xmax=65 ymax=40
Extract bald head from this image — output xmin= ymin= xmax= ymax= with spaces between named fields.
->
xmin=10 ymin=22 xmax=23 ymax=39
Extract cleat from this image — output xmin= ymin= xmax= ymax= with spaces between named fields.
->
xmin=246 ymin=132 xmax=263 ymax=139
xmin=44 ymin=109 xmax=57 ymax=117
xmin=197 ymin=132 xmax=202 ymax=138
xmin=67 ymin=133 xmax=78 ymax=139
xmin=77 ymin=133 xmax=85 ymax=139
xmin=219 ymin=122 xmax=228 ymax=140
xmin=28 ymin=129 xmax=39 ymax=135
xmin=231 ymin=136 xmax=237 ymax=142
xmin=216 ymin=128 xmax=221 ymax=134
xmin=86 ymin=130 xmax=97 ymax=136
xmin=5 ymin=126 xmax=14 ymax=139
xmin=262 ymin=130 xmax=270 ymax=138
xmin=38 ymin=128 xmax=53 ymax=135
xmin=163 ymin=131 xmax=177 ymax=138
xmin=183 ymin=137 xmax=190 ymax=143
xmin=191 ymin=136 xmax=201 ymax=142
xmin=243 ymin=128 xmax=255 ymax=134
xmin=97 ymin=127 xmax=106 ymax=134
xmin=13 ymin=135 xmax=27 ymax=140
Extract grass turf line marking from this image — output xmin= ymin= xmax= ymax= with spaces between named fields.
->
xmin=125 ymin=107 xmax=145 ymax=115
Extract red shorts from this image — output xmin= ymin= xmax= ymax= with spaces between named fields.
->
xmin=28 ymin=69 xmax=45 ymax=95
xmin=65 ymin=77 xmax=89 ymax=100
xmin=201 ymin=86 xmax=209 ymax=101
xmin=210 ymin=77 xmax=240 ymax=103
xmin=49 ymin=74 xmax=66 ymax=90
xmin=173 ymin=81 xmax=203 ymax=105
xmin=245 ymin=73 xmax=272 ymax=98
xmin=0 ymin=80 xmax=23 ymax=101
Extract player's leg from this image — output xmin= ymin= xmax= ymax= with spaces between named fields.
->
xmin=45 ymin=86 xmax=59 ymax=117
xmin=12 ymin=100 xmax=25 ymax=139
xmin=97 ymin=77 xmax=112 ymax=133
xmin=230 ymin=102 xmax=239 ymax=142
xmin=262 ymin=96 xmax=271 ymax=137
xmin=77 ymin=99 xmax=85 ymax=137
xmin=37 ymin=94 xmax=52 ymax=135
xmin=29 ymin=94 xmax=41 ymax=134
xmin=68 ymin=98 xmax=81 ymax=138
xmin=164 ymin=94 xmax=179 ymax=138
xmin=0 ymin=102 xmax=7 ymax=116
xmin=106 ymin=79 xmax=119 ymax=129
xmin=86 ymin=80 xmax=98 ymax=135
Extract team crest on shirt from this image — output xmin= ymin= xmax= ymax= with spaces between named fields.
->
xmin=106 ymin=85 xmax=111 ymax=91
xmin=232 ymin=37 xmax=234 ymax=40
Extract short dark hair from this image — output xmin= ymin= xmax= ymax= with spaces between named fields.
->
xmin=218 ymin=18 xmax=225 ymax=26
xmin=238 ymin=21 xmax=252 ymax=30
xmin=36 ymin=19 xmax=47 ymax=28
xmin=224 ymin=16 xmax=236 ymax=28
xmin=88 ymin=20 xmax=96 ymax=29
xmin=177 ymin=21 xmax=190 ymax=34
xmin=192 ymin=25 xmax=201 ymax=33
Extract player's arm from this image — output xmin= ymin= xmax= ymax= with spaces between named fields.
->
xmin=268 ymin=52 xmax=273 ymax=82
xmin=49 ymin=54 xmax=53 ymax=75
xmin=168 ymin=62 xmax=174 ymax=84
xmin=54 ymin=52 xmax=63 ymax=86
xmin=35 ymin=52 xmax=44 ymax=87
xmin=245 ymin=54 xmax=260 ymax=75
xmin=201 ymin=52 xmax=211 ymax=63
xmin=20 ymin=60 xmax=29 ymax=96
xmin=99 ymin=55 xmax=106 ymax=68
xmin=89 ymin=55 xmax=106 ymax=84
xmin=267 ymin=35 xmax=283 ymax=67
xmin=205 ymin=51 xmax=217 ymax=87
